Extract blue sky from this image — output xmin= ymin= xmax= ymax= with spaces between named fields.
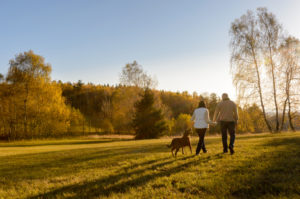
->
xmin=1 ymin=0 xmax=300 ymax=99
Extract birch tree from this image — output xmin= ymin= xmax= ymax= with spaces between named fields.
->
xmin=279 ymin=37 xmax=300 ymax=131
xmin=119 ymin=61 xmax=157 ymax=89
xmin=230 ymin=10 xmax=273 ymax=132
xmin=257 ymin=8 xmax=283 ymax=132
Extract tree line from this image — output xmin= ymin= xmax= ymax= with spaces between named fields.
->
xmin=1 ymin=7 xmax=299 ymax=140
xmin=0 ymin=51 xmax=269 ymax=140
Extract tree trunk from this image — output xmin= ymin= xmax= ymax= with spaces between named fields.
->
xmin=269 ymin=48 xmax=280 ymax=132
xmin=13 ymin=102 xmax=17 ymax=140
xmin=89 ymin=120 xmax=91 ymax=133
xmin=24 ymin=83 xmax=29 ymax=138
xmin=271 ymin=66 xmax=279 ymax=131
xmin=280 ymin=98 xmax=287 ymax=131
xmin=82 ymin=120 xmax=85 ymax=135
xmin=257 ymin=74 xmax=273 ymax=133
xmin=287 ymin=98 xmax=295 ymax=131
xmin=252 ymin=49 xmax=273 ymax=132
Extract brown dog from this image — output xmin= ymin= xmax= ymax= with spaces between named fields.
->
xmin=167 ymin=129 xmax=192 ymax=157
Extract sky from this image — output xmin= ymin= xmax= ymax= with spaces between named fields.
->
xmin=1 ymin=0 xmax=300 ymax=100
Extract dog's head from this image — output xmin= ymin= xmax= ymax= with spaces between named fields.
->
xmin=183 ymin=129 xmax=192 ymax=137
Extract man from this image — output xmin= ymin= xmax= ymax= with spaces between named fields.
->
xmin=213 ymin=93 xmax=238 ymax=155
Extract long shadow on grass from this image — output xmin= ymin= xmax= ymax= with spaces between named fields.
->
xmin=29 ymin=154 xmax=223 ymax=198
xmin=224 ymin=136 xmax=300 ymax=198
xmin=0 ymin=139 xmax=133 ymax=147
xmin=0 ymin=143 xmax=170 ymax=180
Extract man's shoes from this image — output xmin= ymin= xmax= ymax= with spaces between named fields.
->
xmin=203 ymin=149 xmax=207 ymax=153
xmin=229 ymin=146 xmax=234 ymax=155
xmin=223 ymin=150 xmax=228 ymax=153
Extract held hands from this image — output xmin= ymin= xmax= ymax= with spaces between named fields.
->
xmin=209 ymin=121 xmax=218 ymax=126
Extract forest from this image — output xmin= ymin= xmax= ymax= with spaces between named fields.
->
xmin=1 ymin=8 xmax=300 ymax=140
xmin=0 ymin=50 xmax=269 ymax=140
xmin=0 ymin=50 xmax=291 ymax=140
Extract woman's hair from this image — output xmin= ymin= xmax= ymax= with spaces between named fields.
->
xmin=198 ymin=100 xmax=206 ymax=108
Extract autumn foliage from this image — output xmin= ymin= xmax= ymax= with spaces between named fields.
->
xmin=0 ymin=50 xmax=290 ymax=140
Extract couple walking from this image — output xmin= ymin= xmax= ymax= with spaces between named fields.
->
xmin=191 ymin=93 xmax=238 ymax=155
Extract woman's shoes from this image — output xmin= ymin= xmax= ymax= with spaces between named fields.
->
xmin=229 ymin=146 xmax=234 ymax=155
xmin=195 ymin=150 xmax=207 ymax=155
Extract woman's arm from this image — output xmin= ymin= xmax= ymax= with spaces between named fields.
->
xmin=204 ymin=109 xmax=210 ymax=124
xmin=206 ymin=109 xmax=216 ymax=125
xmin=191 ymin=110 xmax=195 ymax=121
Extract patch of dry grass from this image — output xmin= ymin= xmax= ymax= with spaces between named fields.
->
xmin=0 ymin=132 xmax=299 ymax=198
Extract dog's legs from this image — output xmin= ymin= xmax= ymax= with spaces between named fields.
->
xmin=182 ymin=147 xmax=184 ymax=154
xmin=175 ymin=148 xmax=179 ymax=157
xmin=189 ymin=144 xmax=192 ymax=154
xmin=171 ymin=148 xmax=175 ymax=157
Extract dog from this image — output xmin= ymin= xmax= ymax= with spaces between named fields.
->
xmin=167 ymin=129 xmax=192 ymax=157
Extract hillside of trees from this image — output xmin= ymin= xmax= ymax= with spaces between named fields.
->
xmin=0 ymin=50 xmax=271 ymax=140
xmin=1 ymin=8 xmax=300 ymax=140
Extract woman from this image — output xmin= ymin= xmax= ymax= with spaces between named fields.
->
xmin=191 ymin=100 xmax=215 ymax=155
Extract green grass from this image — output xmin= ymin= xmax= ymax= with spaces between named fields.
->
xmin=0 ymin=133 xmax=300 ymax=199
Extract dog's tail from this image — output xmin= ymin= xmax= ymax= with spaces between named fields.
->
xmin=166 ymin=144 xmax=171 ymax=148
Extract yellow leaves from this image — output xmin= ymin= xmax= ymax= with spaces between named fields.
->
xmin=171 ymin=114 xmax=192 ymax=135
xmin=7 ymin=50 xmax=52 ymax=84
xmin=237 ymin=107 xmax=255 ymax=133
xmin=0 ymin=50 xmax=76 ymax=138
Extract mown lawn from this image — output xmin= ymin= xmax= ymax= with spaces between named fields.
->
xmin=0 ymin=132 xmax=299 ymax=199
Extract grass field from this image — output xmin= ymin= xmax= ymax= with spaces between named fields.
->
xmin=0 ymin=132 xmax=300 ymax=199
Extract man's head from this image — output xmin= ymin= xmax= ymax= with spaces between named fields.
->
xmin=222 ymin=93 xmax=229 ymax=100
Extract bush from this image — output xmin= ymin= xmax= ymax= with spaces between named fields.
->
xmin=133 ymin=89 xmax=167 ymax=139
xmin=172 ymin=114 xmax=192 ymax=135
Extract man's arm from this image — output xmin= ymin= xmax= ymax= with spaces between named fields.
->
xmin=233 ymin=103 xmax=238 ymax=122
xmin=206 ymin=109 xmax=216 ymax=125
xmin=213 ymin=104 xmax=220 ymax=122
